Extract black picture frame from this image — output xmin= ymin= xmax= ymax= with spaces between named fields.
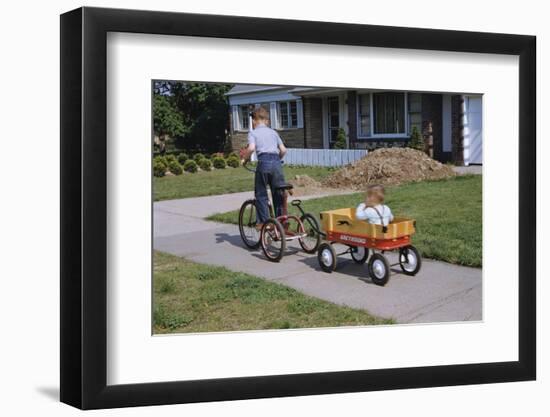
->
xmin=60 ymin=6 xmax=536 ymax=410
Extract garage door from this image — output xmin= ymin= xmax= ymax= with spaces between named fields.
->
xmin=464 ymin=95 xmax=483 ymax=165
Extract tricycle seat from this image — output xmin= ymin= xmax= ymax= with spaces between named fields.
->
xmin=275 ymin=183 xmax=294 ymax=191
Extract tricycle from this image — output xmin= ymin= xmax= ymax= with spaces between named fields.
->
xmin=238 ymin=161 xmax=321 ymax=262
xmin=316 ymin=207 xmax=422 ymax=286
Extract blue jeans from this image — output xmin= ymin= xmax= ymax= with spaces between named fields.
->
xmin=255 ymin=154 xmax=285 ymax=223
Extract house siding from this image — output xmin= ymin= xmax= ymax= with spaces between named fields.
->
xmin=303 ymin=97 xmax=324 ymax=148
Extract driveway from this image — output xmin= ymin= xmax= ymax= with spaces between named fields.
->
xmin=154 ymin=191 xmax=482 ymax=324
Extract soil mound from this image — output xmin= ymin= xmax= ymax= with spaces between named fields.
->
xmin=287 ymin=174 xmax=325 ymax=196
xmin=322 ymin=148 xmax=455 ymax=190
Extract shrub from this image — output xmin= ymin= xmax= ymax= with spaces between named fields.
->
xmin=167 ymin=160 xmax=183 ymax=175
xmin=211 ymin=152 xmax=225 ymax=159
xmin=183 ymin=159 xmax=198 ymax=173
xmin=212 ymin=156 xmax=226 ymax=169
xmin=333 ymin=128 xmax=347 ymax=149
xmin=177 ymin=153 xmax=189 ymax=164
xmin=408 ymin=126 xmax=425 ymax=152
xmin=165 ymin=154 xmax=177 ymax=165
xmin=198 ymin=158 xmax=212 ymax=171
xmin=226 ymin=155 xmax=240 ymax=168
xmin=153 ymin=160 xmax=167 ymax=177
xmin=193 ymin=153 xmax=205 ymax=162
xmin=154 ymin=155 xmax=167 ymax=166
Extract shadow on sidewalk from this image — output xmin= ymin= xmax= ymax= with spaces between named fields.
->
xmin=296 ymin=251 xmax=406 ymax=286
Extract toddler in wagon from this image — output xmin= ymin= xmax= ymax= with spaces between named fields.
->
xmin=355 ymin=184 xmax=394 ymax=226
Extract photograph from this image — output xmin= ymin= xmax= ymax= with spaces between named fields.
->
xmin=152 ymin=80 xmax=483 ymax=334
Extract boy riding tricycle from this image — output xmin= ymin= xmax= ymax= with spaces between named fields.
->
xmin=239 ymin=107 xmax=321 ymax=261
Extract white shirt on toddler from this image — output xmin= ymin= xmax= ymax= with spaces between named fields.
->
xmin=355 ymin=203 xmax=394 ymax=226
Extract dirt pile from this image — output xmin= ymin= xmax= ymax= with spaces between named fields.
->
xmin=322 ymin=148 xmax=455 ymax=190
xmin=288 ymin=175 xmax=327 ymax=196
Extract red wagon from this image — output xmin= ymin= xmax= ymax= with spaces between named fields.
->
xmin=317 ymin=208 xmax=422 ymax=286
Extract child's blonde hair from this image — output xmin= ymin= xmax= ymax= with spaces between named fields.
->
xmin=251 ymin=107 xmax=270 ymax=123
xmin=366 ymin=184 xmax=385 ymax=207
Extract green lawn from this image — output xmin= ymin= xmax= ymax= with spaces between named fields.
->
xmin=208 ymin=175 xmax=482 ymax=267
xmin=153 ymin=251 xmax=392 ymax=334
xmin=154 ymin=165 xmax=335 ymax=201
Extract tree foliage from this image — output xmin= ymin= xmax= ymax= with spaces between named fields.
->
xmin=333 ymin=128 xmax=347 ymax=149
xmin=408 ymin=126 xmax=425 ymax=152
xmin=153 ymin=81 xmax=233 ymax=153
xmin=153 ymin=95 xmax=186 ymax=139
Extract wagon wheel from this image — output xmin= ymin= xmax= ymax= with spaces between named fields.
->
xmin=238 ymin=199 xmax=260 ymax=249
xmin=350 ymin=246 xmax=369 ymax=264
xmin=399 ymin=245 xmax=422 ymax=276
xmin=260 ymin=219 xmax=286 ymax=262
xmin=317 ymin=243 xmax=337 ymax=273
xmin=298 ymin=213 xmax=321 ymax=254
xmin=368 ymin=253 xmax=390 ymax=286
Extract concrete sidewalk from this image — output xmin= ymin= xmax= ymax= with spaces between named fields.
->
xmin=154 ymin=192 xmax=482 ymax=324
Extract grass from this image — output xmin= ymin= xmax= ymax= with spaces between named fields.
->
xmin=153 ymin=251 xmax=393 ymax=334
xmin=153 ymin=165 xmax=334 ymax=201
xmin=208 ymin=175 xmax=482 ymax=267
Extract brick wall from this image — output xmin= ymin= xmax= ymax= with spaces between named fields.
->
xmin=451 ymin=95 xmax=465 ymax=166
xmin=353 ymin=139 xmax=408 ymax=150
xmin=304 ymin=97 xmax=324 ymax=148
xmin=279 ymin=128 xmax=305 ymax=148
xmin=228 ymin=129 xmax=305 ymax=151
xmin=229 ymin=131 xmax=248 ymax=151
xmin=421 ymin=94 xmax=443 ymax=160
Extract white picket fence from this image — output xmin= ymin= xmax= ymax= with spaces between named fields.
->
xmin=283 ymin=148 xmax=367 ymax=167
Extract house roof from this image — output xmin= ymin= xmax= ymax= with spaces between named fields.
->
xmin=225 ymin=84 xmax=285 ymax=96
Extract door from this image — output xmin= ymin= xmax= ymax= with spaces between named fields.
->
xmin=327 ymin=97 xmax=340 ymax=148
xmin=464 ymin=96 xmax=483 ymax=165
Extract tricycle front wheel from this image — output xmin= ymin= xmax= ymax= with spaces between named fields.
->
xmin=238 ymin=199 xmax=260 ymax=249
xmin=318 ymin=243 xmax=337 ymax=273
xmin=368 ymin=253 xmax=390 ymax=286
xmin=399 ymin=245 xmax=422 ymax=276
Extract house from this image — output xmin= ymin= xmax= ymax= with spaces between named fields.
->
xmin=226 ymin=84 xmax=482 ymax=165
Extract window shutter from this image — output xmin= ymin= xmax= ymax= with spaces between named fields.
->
xmin=232 ymin=105 xmax=240 ymax=131
xmin=296 ymin=99 xmax=304 ymax=128
xmin=270 ymin=102 xmax=278 ymax=129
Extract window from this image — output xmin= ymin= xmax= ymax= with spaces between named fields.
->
xmin=373 ymin=92 xmax=405 ymax=134
xmin=239 ymin=105 xmax=250 ymax=130
xmin=357 ymin=92 xmax=407 ymax=137
xmin=278 ymin=101 xmax=299 ymax=129
xmin=358 ymin=94 xmax=370 ymax=137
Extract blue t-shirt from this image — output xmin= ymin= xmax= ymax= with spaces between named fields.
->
xmin=248 ymin=124 xmax=283 ymax=155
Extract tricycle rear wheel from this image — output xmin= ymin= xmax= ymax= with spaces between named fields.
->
xmin=260 ymin=218 xmax=286 ymax=262
xmin=318 ymin=243 xmax=337 ymax=273
xmin=298 ymin=213 xmax=321 ymax=254
xmin=368 ymin=253 xmax=390 ymax=286
xmin=399 ymin=245 xmax=422 ymax=276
